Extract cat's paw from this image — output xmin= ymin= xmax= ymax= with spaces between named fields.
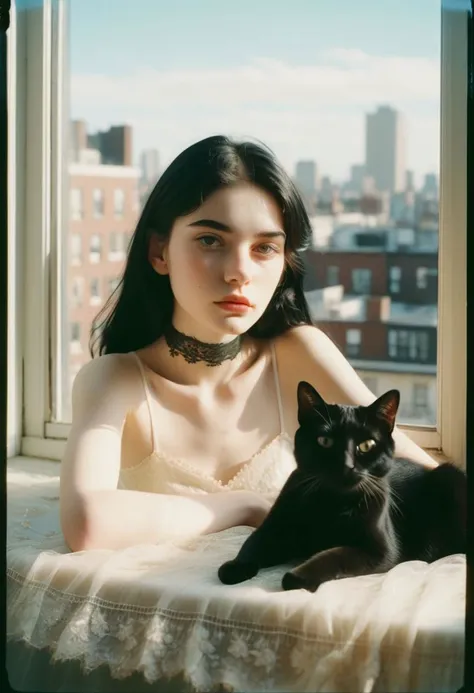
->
xmin=281 ymin=571 xmax=307 ymax=591
xmin=218 ymin=559 xmax=259 ymax=585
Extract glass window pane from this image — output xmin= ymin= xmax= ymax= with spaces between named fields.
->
xmin=56 ymin=0 xmax=440 ymax=426
xmin=114 ymin=189 xmax=125 ymax=218
xmin=92 ymin=188 xmax=104 ymax=218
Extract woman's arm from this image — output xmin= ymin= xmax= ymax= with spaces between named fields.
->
xmin=60 ymin=355 xmax=267 ymax=552
xmin=281 ymin=325 xmax=438 ymax=469
xmin=70 ymin=488 xmax=264 ymax=551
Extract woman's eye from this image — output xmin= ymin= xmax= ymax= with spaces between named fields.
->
xmin=357 ymin=439 xmax=376 ymax=453
xmin=197 ymin=235 xmax=221 ymax=248
xmin=317 ymin=436 xmax=333 ymax=448
xmin=257 ymin=243 xmax=279 ymax=255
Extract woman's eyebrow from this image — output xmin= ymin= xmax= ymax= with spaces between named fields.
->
xmin=187 ymin=219 xmax=286 ymax=239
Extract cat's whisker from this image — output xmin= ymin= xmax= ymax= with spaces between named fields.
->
xmin=301 ymin=478 xmax=322 ymax=499
xmin=361 ymin=476 xmax=385 ymax=508
xmin=365 ymin=475 xmax=403 ymax=517
xmin=387 ymin=490 xmax=403 ymax=518
xmin=359 ymin=478 xmax=372 ymax=511
xmin=290 ymin=474 xmax=322 ymax=499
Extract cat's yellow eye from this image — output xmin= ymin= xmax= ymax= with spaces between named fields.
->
xmin=357 ymin=439 xmax=376 ymax=454
xmin=317 ymin=436 xmax=334 ymax=448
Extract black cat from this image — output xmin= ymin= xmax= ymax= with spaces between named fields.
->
xmin=218 ymin=382 xmax=466 ymax=592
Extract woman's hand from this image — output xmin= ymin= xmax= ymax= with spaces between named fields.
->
xmin=245 ymin=493 xmax=273 ymax=528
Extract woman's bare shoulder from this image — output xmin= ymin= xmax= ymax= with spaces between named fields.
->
xmin=273 ymin=325 xmax=375 ymax=405
xmin=72 ymin=353 xmax=142 ymax=412
xmin=273 ymin=325 xmax=332 ymax=364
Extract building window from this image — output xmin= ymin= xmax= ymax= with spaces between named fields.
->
xmin=70 ymin=322 xmax=80 ymax=341
xmin=351 ymin=268 xmax=372 ymax=294
xmin=92 ymin=188 xmax=104 ymax=218
xmin=416 ymin=266 xmax=429 ymax=289
xmin=388 ymin=329 xmax=430 ymax=362
xmin=413 ymin=383 xmax=429 ymax=417
xmin=70 ymin=322 xmax=81 ymax=355
xmin=114 ymin=189 xmax=125 ymax=218
xmin=109 ymin=277 xmax=120 ymax=294
xmin=71 ymin=277 xmax=84 ymax=307
xmin=326 ymin=265 xmax=339 ymax=287
xmin=133 ymin=187 xmax=140 ymax=212
xmin=90 ymin=278 xmax=101 ymax=306
xmin=346 ymin=328 xmax=361 ymax=357
xmin=70 ymin=233 xmax=82 ymax=265
xmin=90 ymin=234 xmax=101 ymax=263
xmin=109 ymin=231 xmax=128 ymax=260
xmin=110 ymin=231 xmax=120 ymax=253
xmin=70 ymin=188 xmax=83 ymax=220
xmin=389 ymin=266 xmax=401 ymax=294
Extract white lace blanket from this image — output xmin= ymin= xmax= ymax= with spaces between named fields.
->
xmin=7 ymin=457 xmax=465 ymax=693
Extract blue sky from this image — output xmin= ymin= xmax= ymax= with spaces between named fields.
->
xmin=69 ymin=0 xmax=441 ymax=73
xmin=66 ymin=0 xmax=442 ymax=182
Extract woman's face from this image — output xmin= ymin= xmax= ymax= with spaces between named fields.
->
xmin=153 ymin=182 xmax=287 ymax=343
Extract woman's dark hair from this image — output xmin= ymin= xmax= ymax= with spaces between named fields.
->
xmin=90 ymin=135 xmax=314 ymax=356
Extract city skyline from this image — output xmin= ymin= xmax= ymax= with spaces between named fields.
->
xmin=68 ymin=0 xmax=441 ymax=185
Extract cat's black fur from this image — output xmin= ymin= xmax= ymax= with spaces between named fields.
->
xmin=218 ymin=382 xmax=466 ymax=592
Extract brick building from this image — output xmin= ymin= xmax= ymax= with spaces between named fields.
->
xmin=302 ymin=225 xmax=438 ymax=425
xmin=66 ymin=122 xmax=140 ymax=416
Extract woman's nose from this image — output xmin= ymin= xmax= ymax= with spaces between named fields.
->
xmin=223 ymin=250 xmax=252 ymax=285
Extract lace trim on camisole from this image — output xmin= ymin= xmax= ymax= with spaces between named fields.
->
xmin=119 ymin=344 xmax=297 ymax=496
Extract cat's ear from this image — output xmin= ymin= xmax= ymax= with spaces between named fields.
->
xmin=297 ymin=381 xmax=327 ymax=424
xmin=366 ymin=390 xmax=400 ymax=433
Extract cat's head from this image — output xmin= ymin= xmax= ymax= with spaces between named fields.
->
xmin=294 ymin=381 xmax=400 ymax=493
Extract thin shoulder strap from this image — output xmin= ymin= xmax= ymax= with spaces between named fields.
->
xmin=131 ymin=352 xmax=157 ymax=451
xmin=270 ymin=342 xmax=285 ymax=434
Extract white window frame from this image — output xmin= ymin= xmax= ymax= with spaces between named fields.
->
xmin=8 ymin=0 xmax=467 ymax=468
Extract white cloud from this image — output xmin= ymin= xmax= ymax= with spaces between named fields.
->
xmin=71 ymin=50 xmax=440 ymax=180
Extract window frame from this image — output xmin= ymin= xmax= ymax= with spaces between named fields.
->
xmin=389 ymin=265 xmax=401 ymax=294
xmin=345 ymin=328 xmax=362 ymax=357
xmin=326 ymin=265 xmax=339 ymax=287
xmin=92 ymin=187 xmax=104 ymax=219
xmin=9 ymin=0 xmax=468 ymax=467
xmin=351 ymin=267 xmax=372 ymax=294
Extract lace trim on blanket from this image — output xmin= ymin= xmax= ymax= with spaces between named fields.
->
xmin=7 ymin=567 xmax=464 ymax=693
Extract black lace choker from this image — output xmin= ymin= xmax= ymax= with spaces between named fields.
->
xmin=164 ymin=324 xmax=243 ymax=367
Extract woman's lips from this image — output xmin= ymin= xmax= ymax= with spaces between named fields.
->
xmin=215 ymin=301 xmax=253 ymax=313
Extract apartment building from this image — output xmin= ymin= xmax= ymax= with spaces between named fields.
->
xmin=67 ymin=122 xmax=140 ymax=398
xmin=302 ymin=224 xmax=438 ymax=425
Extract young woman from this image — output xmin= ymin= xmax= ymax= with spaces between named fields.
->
xmin=60 ymin=135 xmax=437 ymax=552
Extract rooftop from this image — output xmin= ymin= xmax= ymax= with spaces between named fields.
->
xmin=309 ymin=221 xmax=438 ymax=254
xmin=304 ymin=287 xmax=437 ymax=326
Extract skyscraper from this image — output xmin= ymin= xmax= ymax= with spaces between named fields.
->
xmin=140 ymin=149 xmax=160 ymax=187
xmin=295 ymin=160 xmax=318 ymax=197
xmin=365 ymin=106 xmax=406 ymax=194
